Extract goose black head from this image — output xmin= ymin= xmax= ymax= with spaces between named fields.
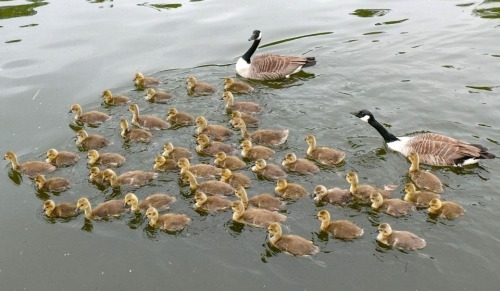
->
xmin=248 ymin=30 xmax=262 ymax=41
xmin=351 ymin=109 xmax=374 ymax=123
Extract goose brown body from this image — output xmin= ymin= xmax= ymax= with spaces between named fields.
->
xmin=102 ymin=90 xmax=130 ymax=105
xmin=313 ymin=185 xmax=353 ymax=206
xmin=404 ymin=183 xmax=441 ymax=208
xmin=377 ymin=223 xmax=426 ymax=251
xmin=146 ymin=207 xmax=191 ymax=231
xmin=305 ymin=135 xmax=345 ymax=166
xmin=220 ymin=169 xmax=252 ymax=189
xmin=153 ymin=156 xmax=177 ymax=172
xmin=268 ymin=222 xmax=319 ymax=256
xmin=134 ymin=72 xmax=159 ymax=88
xmin=195 ymin=116 xmax=234 ymax=142
xmin=177 ymin=158 xmax=222 ymax=178
xmin=186 ymin=76 xmax=216 ymax=96
xmin=45 ymin=149 xmax=80 ymax=167
xmin=282 ymin=153 xmax=319 ymax=174
xmin=128 ymin=103 xmax=170 ymax=130
xmin=224 ymin=77 xmax=254 ymax=94
xmin=124 ymin=193 xmax=176 ymax=212
xmin=230 ymin=111 xmax=259 ymax=128
xmin=196 ymin=134 xmax=235 ymax=157
xmin=4 ymin=151 xmax=56 ymax=177
xmin=34 ymin=174 xmax=71 ymax=192
xmin=43 ymin=200 xmax=79 ymax=218
xmin=77 ymin=197 xmax=128 ymax=220
xmin=167 ymin=108 xmax=195 ymax=126
xmin=70 ymin=104 xmax=111 ymax=125
xmin=346 ymin=171 xmax=390 ymax=203
xmin=181 ymin=171 xmax=234 ymax=196
xmin=102 ymin=169 xmax=158 ymax=188
xmin=120 ymin=118 xmax=153 ymax=143
xmin=222 ymin=92 xmax=261 ymax=114
xmin=240 ymin=140 xmax=274 ymax=161
xmin=162 ymin=143 xmax=193 ymax=161
xmin=76 ymin=130 xmax=111 ymax=150
xmin=194 ymin=192 xmax=232 ymax=213
xmin=317 ymin=210 xmax=363 ymax=240
xmin=370 ymin=193 xmax=416 ymax=217
xmin=89 ymin=167 xmax=109 ymax=186
xmin=145 ymin=88 xmax=172 ymax=103
xmin=214 ymin=152 xmax=246 ymax=170
xmin=252 ymin=159 xmax=287 ymax=180
xmin=275 ymin=179 xmax=307 ymax=200
xmin=408 ymin=152 xmax=443 ymax=193
xmin=428 ymin=198 xmax=465 ymax=219
xmin=235 ymin=186 xmax=285 ymax=211
xmin=233 ymin=119 xmax=288 ymax=147
xmin=87 ymin=150 xmax=125 ymax=168
xmin=231 ymin=200 xmax=286 ymax=228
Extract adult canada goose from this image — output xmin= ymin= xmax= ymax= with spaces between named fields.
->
xmin=282 ymin=153 xmax=319 ymax=174
xmin=76 ymin=130 xmax=111 ymax=151
xmin=275 ymin=179 xmax=307 ymax=200
xmin=186 ymin=76 xmax=217 ymax=96
xmin=162 ymin=142 xmax=193 ymax=161
xmin=370 ymin=193 xmax=416 ymax=217
xmin=102 ymin=169 xmax=158 ymax=188
xmin=146 ymin=207 xmax=191 ymax=232
xmin=181 ymin=170 xmax=234 ymax=196
xmin=87 ymin=149 xmax=125 ymax=168
xmin=252 ymin=159 xmax=287 ymax=180
xmin=313 ymin=185 xmax=353 ymax=207
xmin=134 ymin=72 xmax=159 ymax=88
xmin=196 ymin=134 xmax=235 ymax=157
xmin=167 ymin=108 xmax=195 ymax=126
xmin=404 ymin=183 xmax=440 ymax=208
xmin=43 ymin=200 xmax=79 ymax=218
xmin=194 ymin=191 xmax=232 ymax=213
xmin=4 ymin=151 xmax=56 ymax=177
xmin=233 ymin=118 xmax=288 ymax=147
xmin=317 ymin=210 xmax=363 ymax=240
xmin=240 ymin=140 xmax=274 ymax=161
xmin=177 ymin=157 xmax=222 ymax=178
xmin=128 ymin=103 xmax=170 ymax=130
xmin=34 ymin=174 xmax=71 ymax=193
xmin=235 ymin=186 xmax=285 ymax=211
xmin=89 ymin=167 xmax=109 ymax=186
xmin=230 ymin=111 xmax=259 ymax=128
xmin=231 ymin=200 xmax=286 ymax=228
xmin=77 ymin=197 xmax=128 ymax=220
xmin=144 ymin=88 xmax=172 ymax=103
xmin=428 ymin=198 xmax=465 ymax=219
xmin=70 ymin=104 xmax=110 ymax=126
xmin=220 ymin=168 xmax=252 ymax=189
xmin=236 ymin=30 xmax=316 ymax=80
xmin=221 ymin=91 xmax=262 ymax=114
xmin=268 ymin=222 xmax=319 ymax=256
xmin=351 ymin=109 xmax=495 ymax=166
xmin=153 ymin=156 xmax=177 ymax=172
xmin=102 ymin=90 xmax=130 ymax=106
xmin=195 ymin=116 xmax=234 ymax=141
xmin=305 ymin=135 xmax=345 ymax=166
xmin=214 ymin=152 xmax=246 ymax=170
xmin=345 ymin=171 xmax=390 ymax=203
xmin=224 ymin=77 xmax=254 ymax=94
xmin=408 ymin=152 xmax=443 ymax=193
xmin=124 ymin=193 xmax=176 ymax=213
xmin=45 ymin=149 xmax=80 ymax=167
xmin=377 ymin=223 xmax=426 ymax=251
xmin=120 ymin=118 xmax=153 ymax=143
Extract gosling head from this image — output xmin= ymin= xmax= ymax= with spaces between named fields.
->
xmin=186 ymin=76 xmax=197 ymax=87
xmin=234 ymin=186 xmax=247 ymax=199
xmin=145 ymin=88 xmax=156 ymax=100
xmin=404 ymin=183 xmax=416 ymax=194
xmin=76 ymin=198 xmax=91 ymax=211
xmin=224 ymin=77 xmax=234 ymax=87
xmin=134 ymin=72 xmax=144 ymax=81
xmin=346 ymin=171 xmax=358 ymax=184
xmin=89 ymin=166 xmax=101 ymax=178
xmin=87 ymin=150 xmax=99 ymax=163
xmin=377 ymin=223 xmax=392 ymax=236
xmin=428 ymin=198 xmax=443 ymax=210
xmin=197 ymin=134 xmax=210 ymax=146
xmin=220 ymin=168 xmax=232 ymax=179
xmin=214 ymin=151 xmax=227 ymax=162
xmin=231 ymin=111 xmax=242 ymax=119
xmin=317 ymin=209 xmax=331 ymax=222
xmin=232 ymin=118 xmax=245 ymax=129
xmin=241 ymin=140 xmax=252 ymax=150
xmin=145 ymin=207 xmax=159 ymax=219
xmin=124 ymin=193 xmax=138 ymax=207
xmin=267 ymin=222 xmax=281 ymax=235
xmin=313 ymin=185 xmax=328 ymax=201
xmin=221 ymin=91 xmax=234 ymax=101
xmin=128 ymin=103 xmax=139 ymax=113
xmin=252 ymin=159 xmax=267 ymax=172
xmin=194 ymin=191 xmax=208 ymax=206
xmin=305 ymin=135 xmax=315 ymax=145
xmin=195 ymin=116 xmax=207 ymax=127
xmin=231 ymin=200 xmax=244 ymax=212
xmin=43 ymin=200 xmax=56 ymax=212
xmin=76 ymin=130 xmax=89 ymax=142
xmin=70 ymin=104 xmax=82 ymax=115
xmin=370 ymin=193 xmax=383 ymax=204
xmin=276 ymin=179 xmax=288 ymax=190
xmin=154 ymin=156 xmax=167 ymax=167
xmin=4 ymin=151 xmax=16 ymax=162
xmin=46 ymin=149 xmax=59 ymax=162
xmin=163 ymin=142 xmax=174 ymax=154
xmin=102 ymin=169 xmax=116 ymax=181
xmin=167 ymin=108 xmax=178 ymax=117
xmin=177 ymin=158 xmax=190 ymax=169
xmin=119 ymin=118 xmax=129 ymax=130
xmin=34 ymin=174 xmax=46 ymax=187
xmin=283 ymin=153 xmax=297 ymax=164
xmin=102 ymin=89 xmax=112 ymax=99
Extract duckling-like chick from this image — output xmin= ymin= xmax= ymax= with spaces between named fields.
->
xmin=404 ymin=183 xmax=441 ymax=208
xmin=220 ymin=168 xmax=252 ymax=189
xmin=45 ymin=149 xmax=80 ymax=167
xmin=177 ymin=157 xmax=222 ymax=178
xmin=120 ymin=118 xmax=153 ymax=143
xmin=305 ymin=135 xmax=345 ymax=166
xmin=77 ymin=197 xmax=128 ymax=220
xmin=252 ymin=159 xmax=287 ymax=180
xmin=370 ymin=193 xmax=416 ymax=217
xmin=43 ymin=200 xmax=79 ymax=218
xmin=70 ymin=104 xmax=110 ymax=126
xmin=34 ymin=174 xmax=71 ymax=193
xmin=4 ymin=151 xmax=56 ymax=177
xmin=134 ymin=72 xmax=159 ymax=88
xmin=408 ymin=152 xmax=443 ymax=193
xmin=235 ymin=186 xmax=285 ymax=211
xmin=317 ymin=210 xmax=363 ymax=240
xmin=194 ymin=191 xmax=232 ymax=213
xmin=153 ymin=156 xmax=177 ymax=172
xmin=240 ymin=140 xmax=274 ymax=161
xmin=167 ymin=108 xmax=195 ymax=126
xmin=128 ymin=103 xmax=170 ymax=130
xmin=231 ymin=200 xmax=286 ymax=228
xmin=221 ymin=91 xmax=261 ymax=114
xmin=102 ymin=90 xmax=130 ymax=105
xmin=377 ymin=223 xmax=426 ymax=251
xmin=76 ymin=130 xmax=111 ymax=151
xmin=233 ymin=118 xmax=288 ymax=147
xmin=144 ymin=88 xmax=172 ymax=103
xmin=87 ymin=149 xmax=125 ymax=168
xmin=89 ymin=167 xmax=109 ymax=186
xmin=195 ymin=116 xmax=234 ymax=141
xmin=313 ymin=185 xmax=353 ymax=206
xmin=230 ymin=111 xmax=259 ymax=128
xmin=282 ymin=153 xmax=319 ymax=175
xmin=275 ymin=179 xmax=307 ymax=200
xmin=146 ymin=207 xmax=191 ymax=232
xmin=196 ymin=134 xmax=235 ymax=157
xmin=268 ymin=222 xmax=319 ymax=256
xmin=345 ymin=171 xmax=390 ymax=203
xmin=181 ymin=170 xmax=234 ymax=196
xmin=428 ymin=198 xmax=465 ymax=219
xmin=124 ymin=192 xmax=176 ymax=213
xmin=214 ymin=152 xmax=246 ymax=170
xmin=162 ymin=142 xmax=193 ymax=161
xmin=186 ymin=76 xmax=216 ymax=96
xmin=102 ymin=169 xmax=158 ymax=188
xmin=224 ymin=77 xmax=254 ymax=94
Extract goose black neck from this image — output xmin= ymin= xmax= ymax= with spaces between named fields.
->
xmin=368 ymin=118 xmax=399 ymax=143
xmin=242 ymin=38 xmax=260 ymax=64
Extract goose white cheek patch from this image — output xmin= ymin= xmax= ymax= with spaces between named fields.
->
xmin=360 ymin=115 xmax=370 ymax=122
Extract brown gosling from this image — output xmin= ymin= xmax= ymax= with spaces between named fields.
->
xmin=177 ymin=157 xmax=222 ymax=178
xmin=235 ymin=186 xmax=285 ymax=211
xmin=233 ymin=118 xmax=288 ymax=147
xmin=124 ymin=193 xmax=176 ymax=213
xmin=144 ymin=88 xmax=172 ymax=103
xmin=128 ymin=103 xmax=170 ymax=130
xmin=252 ymin=159 xmax=287 ymax=180
xmin=186 ymin=76 xmax=216 ymax=96
xmin=70 ymin=104 xmax=110 ymax=125
xmin=89 ymin=167 xmax=109 ymax=186
xmin=34 ymin=174 xmax=71 ymax=193
xmin=275 ymin=179 xmax=307 ymax=200
xmin=162 ymin=142 xmax=192 ymax=161
xmin=230 ymin=111 xmax=259 ymax=128
xmin=76 ymin=130 xmax=111 ymax=151
xmin=181 ymin=170 xmax=234 ymax=196
xmin=153 ymin=156 xmax=177 ymax=172
xmin=196 ymin=134 xmax=235 ymax=157
xmin=404 ymin=183 xmax=440 ymax=208
xmin=195 ymin=116 xmax=234 ymax=141
xmin=313 ymin=185 xmax=353 ymax=206
xmin=377 ymin=223 xmax=426 ymax=251
xmin=146 ymin=207 xmax=191 ymax=232
xmin=46 ymin=149 xmax=80 ymax=167
xmin=231 ymin=200 xmax=286 ymax=228
xmin=305 ymin=135 xmax=345 ymax=166
xmin=167 ymin=108 xmax=195 ymax=126
xmin=43 ymin=200 xmax=79 ymax=218
xmin=77 ymin=197 xmax=128 ymax=220
xmin=282 ymin=152 xmax=319 ymax=174
xmin=102 ymin=89 xmax=130 ymax=105
xmin=240 ymin=140 xmax=274 ymax=161
xmin=4 ymin=151 xmax=56 ymax=177
xmin=428 ymin=198 xmax=465 ymax=219
xmin=134 ymin=72 xmax=159 ymax=88
xmin=370 ymin=193 xmax=416 ymax=217
xmin=220 ymin=168 xmax=251 ymax=189
xmin=87 ymin=149 xmax=125 ymax=168
xmin=317 ymin=210 xmax=363 ymax=240
xmin=268 ymin=222 xmax=319 ymax=256
xmin=408 ymin=152 xmax=443 ymax=193
xmin=224 ymin=77 xmax=254 ymax=94
xmin=345 ymin=171 xmax=390 ymax=203
xmin=102 ymin=169 xmax=158 ymax=188
xmin=120 ymin=118 xmax=153 ymax=143
xmin=194 ymin=191 xmax=232 ymax=213
xmin=221 ymin=91 xmax=261 ymax=114
xmin=214 ymin=151 xmax=246 ymax=170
